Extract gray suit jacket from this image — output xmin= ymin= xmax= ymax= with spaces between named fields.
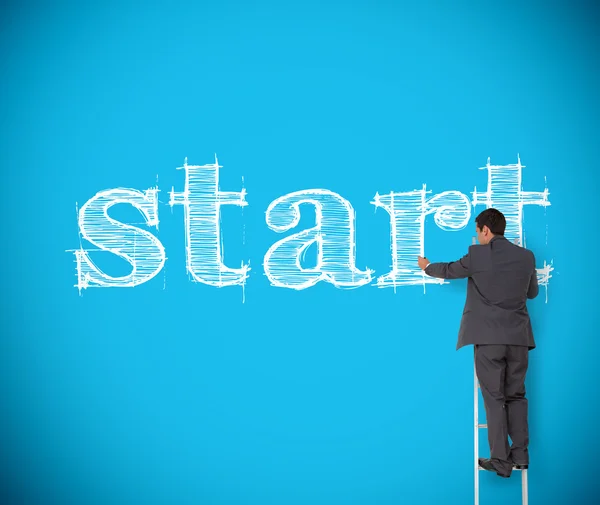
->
xmin=425 ymin=235 xmax=538 ymax=350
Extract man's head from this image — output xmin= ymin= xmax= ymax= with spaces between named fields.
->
xmin=475 ymin=208 xmax=506 ymax=245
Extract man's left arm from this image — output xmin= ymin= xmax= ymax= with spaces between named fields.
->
xmin=418 ymin=248 xmax=473 ymax=279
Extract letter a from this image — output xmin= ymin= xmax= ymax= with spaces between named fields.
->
xmin=264 ymin=189 xmax=372 ymax=290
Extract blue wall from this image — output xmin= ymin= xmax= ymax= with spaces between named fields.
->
xmin=2 ymin=1 xmax=598 ymax=504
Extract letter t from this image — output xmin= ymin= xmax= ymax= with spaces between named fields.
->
xmin=169 ymin=156 xmax=249 ymax=287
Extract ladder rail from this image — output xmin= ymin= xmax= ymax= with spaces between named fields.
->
xmin=474 ymin=358 xmax=479 ymax=505
xmin=522 ymin=470 xmax=528 ymax=505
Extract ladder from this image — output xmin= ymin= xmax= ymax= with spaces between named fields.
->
xmin=474 ymin=359 xmax=528 ymax=505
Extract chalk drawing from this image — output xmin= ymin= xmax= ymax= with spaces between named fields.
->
xmin=74 ymin=188 xmax=165 ymax=292
xmin=472 ymin=156 xmax=552 ymax=299
xmin=263 ymin=189 xmax=373 ymax=290
xmin=169 ymin=156 xmax=250 ymax=293
xmin=372 ymin=187 xmax=471 ymax=290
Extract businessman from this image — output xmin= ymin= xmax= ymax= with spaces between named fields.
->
xmin=417 ymin=208 xmax=539 ymax=478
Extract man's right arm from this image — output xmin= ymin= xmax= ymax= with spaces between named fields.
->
xmin=527 ymin=252 xmax=539 ymax=299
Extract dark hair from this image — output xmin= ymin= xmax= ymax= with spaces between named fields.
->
xmin=475 ymin=208 xmax=506 ymax=235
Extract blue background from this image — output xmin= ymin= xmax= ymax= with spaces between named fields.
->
xmin=2 ymin=1 xmax=599 ymax=504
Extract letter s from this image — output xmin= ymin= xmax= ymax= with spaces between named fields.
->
xmin=74 ymin=188 xmax=166 ymax=291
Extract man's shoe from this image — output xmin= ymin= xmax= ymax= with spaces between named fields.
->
xmin=513 ymin=463 xmax=528 ymax=470
xmin=478 ymin=458 xmax=511 ymax=478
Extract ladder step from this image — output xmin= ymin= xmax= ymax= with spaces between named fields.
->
xmin=478 ymin=424 xmax=488 ymax=428
xmin=478 ymin=465 xmax=525 ymax=472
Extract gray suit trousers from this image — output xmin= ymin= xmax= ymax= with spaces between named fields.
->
xmin=475 ymin=344 xmax=530 ymax=474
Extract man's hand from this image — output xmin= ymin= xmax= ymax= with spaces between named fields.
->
xmin=417 ymin=256 xmax=430 ymax=271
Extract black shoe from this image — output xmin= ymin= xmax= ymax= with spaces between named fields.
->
xmin=513 ymin=463 xmax=528 ymax=470
xmin=478 ymin=458 xmax=511 ymax=478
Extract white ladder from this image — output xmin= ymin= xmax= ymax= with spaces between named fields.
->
xmin=474 ymin=359 xmax=528 ymax=504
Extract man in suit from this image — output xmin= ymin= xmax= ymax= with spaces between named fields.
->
xmin=417 ymin=208 xmax=539 ymax=478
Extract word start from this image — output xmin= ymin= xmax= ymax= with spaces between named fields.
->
xmin=74 ymin=156 xmax=552 ymax=295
